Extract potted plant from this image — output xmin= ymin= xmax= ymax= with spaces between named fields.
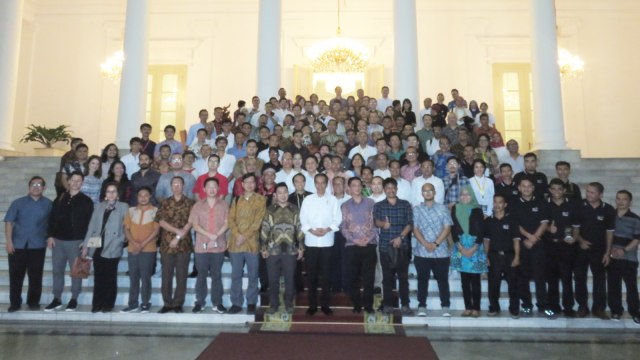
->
xmin=20 ymin=124 xmax=72 ymax=156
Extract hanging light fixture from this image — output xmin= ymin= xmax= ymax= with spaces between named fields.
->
xmin=557 ymin=48 xmax=584 ymax=78
xmin=307 ymin=1 xmax=369 ymax=73
xmin=100 ymin=50 xmax=124 ymax=82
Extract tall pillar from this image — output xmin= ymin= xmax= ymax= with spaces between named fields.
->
xmin=393 ymin=0 xmax=419 ymax=108
xmin=0 ymin=0 xmax=24 ymax=151
xmin=256 ymin=0 xmax=281 ymax=103
xmin=115 ymin=0 xmax=149 ymax=149
xmin=530 ymin=0 xmax=566 ymax=150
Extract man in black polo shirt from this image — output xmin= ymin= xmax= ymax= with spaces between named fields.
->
xmin=607 ymin=190 xmax=640 ymax=323
xmin=483 ymin=194 xmax=520 ymax=318
xmin=554 ymin=161 xmax=582 ymax=202
xmin=495 ymin=163 xmax=519 ymax=208
xmin=544 ymin=179 xmax=580 ymax=317
xmin=512 ymin=176 xmax=554 ymax=318
xmin=574 ymin=182 xmax=616 ymax=320
xmin=513 ymin=152 xmax=548 ymax=200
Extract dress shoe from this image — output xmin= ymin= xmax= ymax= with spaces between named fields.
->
xmin=227 ymin=305 xmax=242 ymax=314
xmin=321 ymin=306 xmax=333 ymax=316
xmin=91 ymin=307 xmax=102 ymax=313
xmin=352 ymin=306 xmax=362 ymax=314
xmin=306 ymin=307 xmax=318 ymax=316
xmin=576 ymin=308 xmax=589 ymax=318
xmin=7 ymin=305 xmax=20 ymax=313
xmin=174 ymin=307 xmax=184 ymax=313
xmin=593 ymin=310 xmax=610 ymax=320
xmin=158 ymin=306 xmax=173 ymax=314
xmin=246 ymin=304 xmax=256 ymax=314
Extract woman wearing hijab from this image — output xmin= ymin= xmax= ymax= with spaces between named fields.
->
xmin=82 ymin=182 xmax=129 ymax=313
xmin=450 ymin=186 xmax=488 ymax=317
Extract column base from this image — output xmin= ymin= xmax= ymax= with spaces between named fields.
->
xmin=532 ymin=149 xmax=582 ymax=168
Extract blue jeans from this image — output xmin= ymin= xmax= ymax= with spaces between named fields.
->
xmin=229 ymin=252 xmax=259 ymax=307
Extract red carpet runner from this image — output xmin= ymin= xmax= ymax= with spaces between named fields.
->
xmin=197 ymin=332 xmax=439 ymax=360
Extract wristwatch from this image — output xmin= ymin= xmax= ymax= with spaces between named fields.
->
xmin=435 ymin=242 xmax=441 ymax=247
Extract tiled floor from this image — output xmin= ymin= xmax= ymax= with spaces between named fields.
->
xmin=1 ymin=322 xmax=639 ymax=360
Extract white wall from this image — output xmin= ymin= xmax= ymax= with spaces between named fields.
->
xmin=12 ymin=0 xmax=640 ymax=157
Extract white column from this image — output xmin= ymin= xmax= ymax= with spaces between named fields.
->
xmin=115 ymin=0 xmax=149 ymax=149
xmin=0 ymin=0 xmax=24 ymax=151
xmin=393 ymin=0 xmax=419 ymax=108
xmin=530 ymin=0 xmax=566 ymax=150
xmin=256 ymin=0 xmax=281 ymax=103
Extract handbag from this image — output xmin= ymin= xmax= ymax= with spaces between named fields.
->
xmin=86 ymin=236 xmax=102 ymax=248
xmin=71 ymin=256 xmax=92 ymax=279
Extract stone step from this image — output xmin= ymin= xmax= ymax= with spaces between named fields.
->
xmin=2 ymin=305 xmax=638 ymax=330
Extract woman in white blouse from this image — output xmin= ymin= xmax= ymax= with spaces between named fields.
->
xmin=469 ymin=159 xmax=495 ymax=217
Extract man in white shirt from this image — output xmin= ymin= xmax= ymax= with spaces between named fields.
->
xmin=452 ymin=96 xmax=472 ymax=122
xmin=273 ymin=98 xmax=294 ymax=125
xmin=504 ymin=139 xmax=525 ymax=174
xmin=275 ymin=152 xmax=298 ymax=194
xmin=348 ymin=131 xmax=377 ymax=160
xmin=300 ymin=174 xmax=342 ymax=316
xmin=186 ymin=109 xmax=209 ymax=146
xmin=373 ymin=153 xmax=391 ymax=179
xmin=258 ymin=135 xmax=284 ymax=163
xmin=377 ymin=86 xmax=393 ymax=113
xmin=410 ymin=159 xmax=445 ymax=206
xmin=121 ymin=137 xmax=142 ymax=176
xmin=389 ymin=160 xmax=411 ymax=201
xmin=214 ymin=137 xmax=236 ymax=178
xmin=417 ymin=98 xmax=433 ymax=130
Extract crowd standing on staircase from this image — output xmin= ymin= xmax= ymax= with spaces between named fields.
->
xmin=4 ymin=86 xmax=639 ymax=324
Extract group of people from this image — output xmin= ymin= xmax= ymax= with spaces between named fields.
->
xmin=4 ymin=86 xmax=639 ymax=323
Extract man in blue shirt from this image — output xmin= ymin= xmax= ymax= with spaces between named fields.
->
xmin=4 ymin=176 xmax=53 ymax=312
xmin=373 ymin=178 xmax=414 ymax=315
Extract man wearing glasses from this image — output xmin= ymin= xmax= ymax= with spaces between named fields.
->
xmin=4 ymin=177 xmax=53 ymax=312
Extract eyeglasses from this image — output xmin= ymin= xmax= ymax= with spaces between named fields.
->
xmin=30 ymin=183 xmax=43 ymax=188
xmin=422 ymin=190 xmax=434 ymax=193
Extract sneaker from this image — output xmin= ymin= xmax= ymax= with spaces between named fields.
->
xmin=65 ymin=299 xmax=78 ymax=312
xmin=213 ymin=304 xmax=227 ymax=314
xmin=120 ymin=306 xmax=139 ymax=313
xmin=247 ymin=304 xmax=256 ymax=315
xmin=521 ymin=307 xmax=533 ymax=317
xmin=8 ymin=305 xmax=20 ymax=313
xmin=417 ymin=307 xmax=427 ymax=317
xmin=442 ymin=307 xmax=451 ymax=317
xmin=401 ymin=306 xmax=414 ymax=316
xmin=611 ymin=314 xmax=621 ymax=321
xmin=461 ymin=310 xmax=472 ymax=317
xmin=140 ymin=304 xmax=150 ymax=313
xmin=510 ymin=312 xmax=520 ymax=319
xmin=471 ymin=310 xmax=480 ymax=318
xmin=192 ymin=304 xmax=204 ymax=313
xmin=228 ymin=305 xmax=242 ymax=314
xmin=45 ymin=298 xmax=63 ymax=312
xmin=487 ymin=310 xmax=499 ymax=317
xmin=632 ymin=316 xmax=640 ymax=325
xmin=544 ymin=309 xmax=557 ymax=320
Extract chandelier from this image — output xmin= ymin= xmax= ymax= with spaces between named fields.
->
xmin=557 ymin=48 xmax=584 ymax=78
xmin=100 ymin=50 xmax=124 ymax=82
xmin=307 ymin=1 xmax=368 ymax=73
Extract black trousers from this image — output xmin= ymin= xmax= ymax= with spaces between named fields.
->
xmin=545 ymin=241 xmax=578 ymax=312
xmin=461 ymin=272 xmax=481 ymax=311
xmin=575 ymin=248 xmax=607 ymax=312
xmin=607 ymin=259 xmax=639 ymax=317
xmin=414 ymin=256 xmax=450 ymax=308
xmin=306 ymin=246 xmax=332 ymax=308
xmin=8 ymin=248 xmax=46 ymax=307
xmin=345 ymin=244 xmax=377 ymax=309
xmin=518 ymin=242 xmax=548 ymax=310
xmin=92 ymin=248 xmax=120 ymax=310
xmin=330 ymin=231 xmax=348 ymax=293
xmin=259 ymin=255 xmax=269 ymax=292
xmin=487 ymin=252 xmax=519 ymax=314
xmin=380 ymin=248 xmax=410 ymax=308
xmin=266 ymin=254 xmax=297 ymax=308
